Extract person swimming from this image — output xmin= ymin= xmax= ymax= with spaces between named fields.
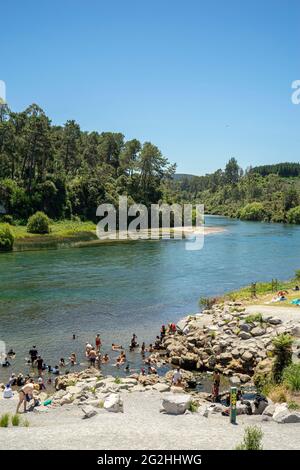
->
xmin=112 ymin=343 xmax=122 ymax=351
xmin=102 ymin=353 xmax=110 ymax=363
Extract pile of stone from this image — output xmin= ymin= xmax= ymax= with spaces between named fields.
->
xmin=156 ymin=301 xmax=300 ymax=380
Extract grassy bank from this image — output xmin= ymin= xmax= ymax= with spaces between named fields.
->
xmin=221 ymin=271 xmax=300 ymax=307
xmin=6 ymin=220 xmax=99 ymax=251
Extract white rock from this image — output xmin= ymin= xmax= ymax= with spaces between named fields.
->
xmin=103 ymin=393 xmax=123 ymax=413
xmin=81 ymin=405 xmax=97 ymax=419
xmin=273 ymin=403 xmax=300 ymax=423
xmin=152 ymin=383 xmax=170 ymax=393
xmin=161 ymin=393 xmax=191 ymax=415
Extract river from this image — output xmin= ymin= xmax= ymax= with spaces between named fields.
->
xmin=1 ymin=215 xmax=300 ymax=382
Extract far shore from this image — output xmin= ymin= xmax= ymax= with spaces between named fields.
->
xmin=10 ymin=224 xmax=225 ymax=253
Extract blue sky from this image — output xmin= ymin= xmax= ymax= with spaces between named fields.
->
xmin=1 ymin=0 xmax=299 ymax=174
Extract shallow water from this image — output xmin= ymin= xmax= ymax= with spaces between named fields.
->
xmin=1 ymin=215 xmax=300 ymax=383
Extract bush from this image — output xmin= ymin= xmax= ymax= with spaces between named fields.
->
xmin=198 ymin=297 xmax=219 ymax=309
xmin=263 ymin=383 xmax=289 ymax=403
xmin=0 ymin=223 xmax=14 ymax=251
xmin=288 ymin=401 xmax=300 ymax=410
xmin=0 ymin=413 xmax=10 ymax=427
xmin=245 ymin=313 xmax=263 ymax=324
xmin=283 ymin=363 xmax=300 ymax=392
xmin=235 ymin=426 xmax=263 ymax=450
xmin=1 ymin=214 xmax=14 ymax=225
xmin=272 ymin=334 xmax=293 ymax=383
xmin=27 ymin=211 xmax=50 ymax=234
xmin=188 ymin=401 xmax=199 ymax=413
xmin=239 ymin=202 xmax=265 ymax=222
xmin=287 ymin=206 xmax=300 ymax=224
xmin=295 ymin=269 xmax=300 ymax=281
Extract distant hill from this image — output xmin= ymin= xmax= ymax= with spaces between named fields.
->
xmin=249 ymin=162 xmax=300 ymax=178
xmin=173 ymin=173 xmax=197 ymax=180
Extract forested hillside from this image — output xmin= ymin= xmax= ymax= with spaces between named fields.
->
xmin=0 ymin=104 xmax=176 ymax=222
xmin=176 ymin=159 xmax=300 ymax=223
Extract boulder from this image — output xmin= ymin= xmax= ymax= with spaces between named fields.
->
xmin=273 ymin=403 xmax=300 ymax=423
xmin=240 ymin=323 xmax=251 ymax=333
xmin=219 ymin=352 xmax=232 ymax=364
xmin=262 ymin=404 xmax=276 ymax=417
xmin=266 ymin=317 xmax=282 ymax=325
xmin=229 ymin=375 xmax=241 ymax=386
xmin=251 ymin=327 xmax=265 ymax=337
xmin=239 ymin=331 xmax=252 ymax=340
xmin=152 ymin=383 xmax=170 ymax=393
xmin=103 ymin=393 xmax=123 ymax=413
xmin=161 ymin=393 xmax=191 ymax=415
xmin=59 ymin=393 xmax=73 ymax=406
xmin=81 ymin=405 xmax=97 ymax=419
xmin=241 ymin=351 xmax=253 ymax=362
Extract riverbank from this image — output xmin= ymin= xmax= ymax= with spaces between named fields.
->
xmin=152 ymin=299 xmax=300 ymax=379
xmin=6 ymin=221 xmax=224 ymax=252
xmin=1 ymin=368 xmax=300 ymax=450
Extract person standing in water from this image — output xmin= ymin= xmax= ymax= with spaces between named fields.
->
xmin=29 ymin=346 xmax=38 ymax=366
xmin=95 ymin=334 xmax=101 ymax=352
xmin=36 ymin=355 xmax=43 ymax=377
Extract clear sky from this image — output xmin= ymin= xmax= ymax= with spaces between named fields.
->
xmin=1 ymin=0 xmax=299 ymax=174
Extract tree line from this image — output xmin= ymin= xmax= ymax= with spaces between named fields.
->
xmin=0 ymin=104 xmax=176 ymax=222
xmin=175 ymin=158 xmax=300 ymax=223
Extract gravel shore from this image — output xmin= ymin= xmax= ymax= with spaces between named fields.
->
xmin=0 ymin=390 xmax=299 ymax=450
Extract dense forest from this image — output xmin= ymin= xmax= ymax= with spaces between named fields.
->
xmin=176 ymin=159 xmax=300 ymax=223
xmin=1 ymin=104 xmax=300 ymax=227
xmin=0 ymin=104 xmax=176 ymax=222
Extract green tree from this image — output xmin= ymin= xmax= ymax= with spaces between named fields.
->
xmin=27 ymin=211 xmax=50 ymax=234
xmin=0 ymin=223 xmax=14 ymax=251
xmin=239 ymin=202 xmax=265 ymax=221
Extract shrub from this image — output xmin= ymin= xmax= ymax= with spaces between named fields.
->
xmin=245 ymin=313 xmax=263 ymax=324
xmin=239 ymin=202 xmax=265 ymax=222
xmin=11 ymin=414 xmax=21 ymax=426
xmin=272 ymin=334 xmax=293 ymax=383
xmin=114 ymin=377 xmax=121 ymax=384
xmin=0 ymin=223 xmax=14 ymax=251
xmin=0 ymin=413 xmax=10 ymax=427
xmin=287 ymin=401 xmax=300 ymax=410
xmin=1 ymin=214 xmax=14 ymax=225
xmin=263 ymin=383 xmax=289 ymax=403
xmin=283 ymin=363 xmax=300 ymax=392
xmin=22 ymin=418 xmax=30 ymax=427
xmin=235 ymin=426 xmax=263 ymax=450
xmin=198 ymin=297 xmax=219 ymax=309
xmin=287 ymin=206 xmax=300 ymax=224
xmin=188 ymin=401 xmax=199 ymax=413
xmin=27 ymin=211 xmax=50 ymax=234
xmin=98 ymin=400 xmax=104 ymax=408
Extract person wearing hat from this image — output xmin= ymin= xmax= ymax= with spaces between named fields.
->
xmin=3 ymin=383 xmax=13 ymax=399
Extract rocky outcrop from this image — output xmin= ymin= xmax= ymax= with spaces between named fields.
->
xmin=155 ymin=301 xmax=300 ymax=378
